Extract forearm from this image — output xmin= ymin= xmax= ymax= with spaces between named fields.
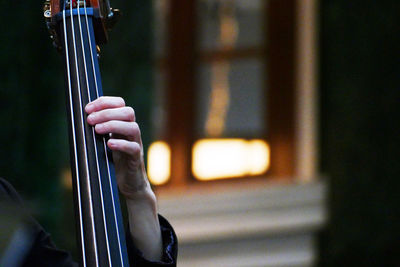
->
xmin=85 ymin=97 xmax=164 ymax=261
xmin=126 ymin=187 xmax=163 ymax=262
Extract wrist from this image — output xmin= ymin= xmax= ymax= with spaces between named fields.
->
xmin=125 ymin=186 xmax=163 ymax=261
xmin=125 ymin=186 xmax=157 ymax=215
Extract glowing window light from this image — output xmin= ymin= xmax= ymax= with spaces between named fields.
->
xmin=192 ymin=139 xmax=270 ymax=181
xmin=246 ymin=140 xmax=270 ymax=175
xmin=147 ymin=141 xmax=171 ymax=185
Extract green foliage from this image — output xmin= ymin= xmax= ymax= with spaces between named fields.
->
xmin=319 ymin=0 xmax=400 ymax=266
xmin=0 ymin=0 xmax=152 ymax=257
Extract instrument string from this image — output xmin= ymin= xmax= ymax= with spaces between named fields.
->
xmin=69 ymin=1 xmax=100 ymax=266
xmin=79 ymin=2 xmax=113 ymax=265
xmin=62 ymin=1 xmax=86 ymax=266
xmin=84 ymin=2 xmax=125 ymax=266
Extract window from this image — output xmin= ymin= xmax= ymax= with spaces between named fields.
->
xmin=148 ymin=0 xmax=317 ymax=186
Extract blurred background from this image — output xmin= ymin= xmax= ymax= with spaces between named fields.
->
xmin=0 ymin=0 xmax=399 ymax=266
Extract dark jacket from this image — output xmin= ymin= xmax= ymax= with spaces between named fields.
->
xmin=0 ymin=178 xmax=177 ymax=266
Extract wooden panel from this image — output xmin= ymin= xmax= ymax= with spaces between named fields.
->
xmin=165 ymin=0 xmax=197 ymax=186
xmin=200 ymin=47 xmax=264 ymax=63
xmin=266 ymin=0 xmax=297 ymax=177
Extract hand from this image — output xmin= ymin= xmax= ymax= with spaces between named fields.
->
xmin=85 ymin=96 xmax=150 ymax=199
xmin=85 ymin=96 xmax=162 ymax=261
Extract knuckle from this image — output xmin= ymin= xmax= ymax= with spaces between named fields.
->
xmin=103 ymin=109 xmax=113 ymax=121
xmin=108 ymin=121 xmax=117 ymax=131
xmin=130 ymin=142 xmax=141 ymax=156
xmin=97 ymin=96 xmax=106 ymax=104
xmin=95 ymin=97 xmax=106 ymax=109
xmin=131 ymin=122 xmax=140 ymax=133
xmin=125 ymin=122 xmax=140 ymax=139
xmin=120 ymin=140 xmax=129 ymax=151
xmin=117 ymin=97 xmax=125 ymax=106
xmin=101 ymin=121 xmax=114 ymax=132
xmin=125 ymin=107 xmax=135 ymax=121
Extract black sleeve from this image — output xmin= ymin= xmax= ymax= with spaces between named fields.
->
xmin=126 ymin=215 xmax=178 ymax=267
xmin=0 ymin=178 xmax=178 ymax=267
xmin=0 ymin=178 xmax=77 ymax=267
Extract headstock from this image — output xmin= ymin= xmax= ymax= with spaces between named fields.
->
xmin=44 ymin=0 xmax=120 ymax=51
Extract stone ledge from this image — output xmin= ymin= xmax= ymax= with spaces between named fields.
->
xmin=157 ymin=179 xmax=326 ymax=267
xmin=158 ymin=179 xmax=327 ymax=243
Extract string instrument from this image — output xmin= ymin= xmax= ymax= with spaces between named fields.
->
xmin=43 ymin=1 xmax=129 ymax=266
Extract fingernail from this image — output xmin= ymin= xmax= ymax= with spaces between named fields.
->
xmin=108 ymin=140 xmax=116 ymax=148
xmin=87 ymin=114 xmax=94 ymax=124
xmin=85 ymin=103 xmax=93 ymax=113
xmin=95 ymin=124 xmax=104 ymax=133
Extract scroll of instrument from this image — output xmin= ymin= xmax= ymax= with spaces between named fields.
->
xmin=43 ymin=0 xmax=129 ymax=266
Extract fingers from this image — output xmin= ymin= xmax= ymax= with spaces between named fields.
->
xmin=95 ymin=121 xmax=141 ymax=142
xmin=85 ymin=96 xmax=125 ymax=114
xmin=87 ymin=106 xmax=135 ymax=125
xmin=86 ymin=96 xmax=142 ymax=159
xmin=108 ymin=139 xmax=141 ymax=162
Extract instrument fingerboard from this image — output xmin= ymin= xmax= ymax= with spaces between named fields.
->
xmin=56 ymin=7 xmax=129 ymax=267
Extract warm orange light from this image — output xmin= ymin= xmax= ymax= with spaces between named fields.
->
xmin=192 ymin=139 xmax=270 ymax=181
xmin=246 ymin=140 xmax=270 ymax=175
xmin=147 ymin=141 xmax=171 ymax=185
